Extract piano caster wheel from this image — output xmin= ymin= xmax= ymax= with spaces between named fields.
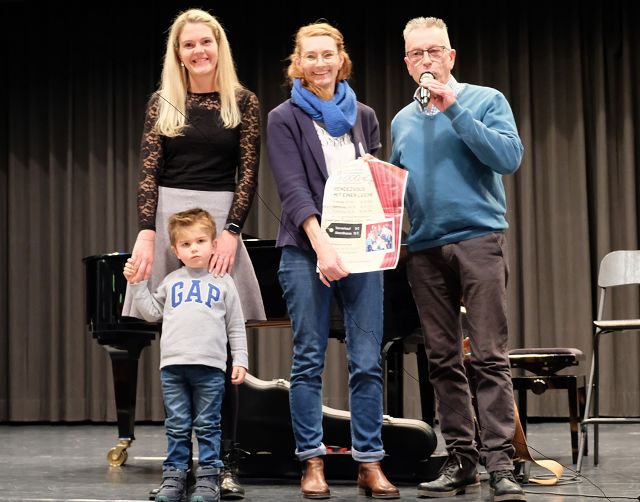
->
xmin=107 ymin=440 xmax=131 ymax=467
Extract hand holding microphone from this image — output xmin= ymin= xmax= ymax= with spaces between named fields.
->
xmin=419 ymin=72 xmax=435 ymax=109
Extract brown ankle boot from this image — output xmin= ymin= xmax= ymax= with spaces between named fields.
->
xmin=301 ymin=456 xmax=330 ymax=499
xmin=357 ymin=461 xmax=400 ymax=499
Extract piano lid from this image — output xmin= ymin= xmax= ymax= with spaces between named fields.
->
xmin=83 ymin=240 xmax=419 ymax=342
xmin=83 ymin=253 xmax=159 ymax=334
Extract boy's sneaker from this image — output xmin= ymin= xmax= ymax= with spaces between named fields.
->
xmin=191 ymin=466 xmax=220 ymax=502
xmin=156 ymin=468 xmax=188 ymax=502
xmin=417 ymin=452 xmax=480 ymax=497
xmin=489 ymin=470 xmax=526 ymax=501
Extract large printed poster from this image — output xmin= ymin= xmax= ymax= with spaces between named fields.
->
xmin=320 ymin=158 xmax=408 ymax=273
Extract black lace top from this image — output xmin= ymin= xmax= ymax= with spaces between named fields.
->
xmin=137 ymin=88 xmax=260 ymax=231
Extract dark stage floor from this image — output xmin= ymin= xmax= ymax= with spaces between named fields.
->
xmin=0 ymin=422 xmax=638 ymax=501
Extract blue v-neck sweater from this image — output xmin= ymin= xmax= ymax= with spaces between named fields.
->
xmin=390 ymin=84 xmax=523 ymax=251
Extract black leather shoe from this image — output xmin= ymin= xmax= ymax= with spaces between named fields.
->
xmin=489 ymin=470 xmax=526 ymax=501
xmin=417 ymin=453 xmax=480 ymax=497
xmin=219 ymin=446 xmax=247 ymax=500
xmin=219 ymin=468 xmax=244 ymax=500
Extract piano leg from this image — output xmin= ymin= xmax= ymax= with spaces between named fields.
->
xmin=383 ymin=338 xmax=405 ymax=417
xmin=416 ymin=348 xmax=435 ymax=427
xmin=104 ymin=342 xmax=147 ymax=466
xmin=383 ymin=333 xmax=436 ymax=426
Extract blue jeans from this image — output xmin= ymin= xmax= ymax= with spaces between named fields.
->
xmin=161 ymin=365 xmax=226 ymax=470
xmin=278 ymin=246 xmax=385 ymax=462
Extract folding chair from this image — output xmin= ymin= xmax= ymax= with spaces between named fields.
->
xmin=576 ymin=250 xmax=640 ymax=472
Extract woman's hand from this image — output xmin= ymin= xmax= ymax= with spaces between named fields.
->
xmin=357 ymin=142 xmax=375 ymax=162
xmin=302 ymin=215 xmax=349 ymax=287
xmin=314 ymin=238 xmax=350 ymax=287
xmin=209 ymin=230 xmax=239 ymax=277
xmin=130 ymin=230 xmax=155 ymax=283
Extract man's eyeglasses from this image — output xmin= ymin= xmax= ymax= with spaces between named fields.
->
xmin=405 ymin=46 xmax=449 ymax=63
xmin=301 ymin=52 xmax=338 ymax=64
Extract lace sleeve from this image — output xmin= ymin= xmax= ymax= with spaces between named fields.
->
xmin=227 ymin=89 xmax=260 ymax=229
xmin=137 ymin=94 xmax=163 ymax=231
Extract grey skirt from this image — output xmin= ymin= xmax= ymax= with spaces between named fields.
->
xmin=122 ymin=186 xmax=266 ymax=321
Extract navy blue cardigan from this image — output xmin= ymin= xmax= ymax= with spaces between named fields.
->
xmin=266 ymin=99 xmax=381 ymax=251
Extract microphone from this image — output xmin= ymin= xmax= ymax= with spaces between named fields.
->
xmin=419 ymin=72 xmax=435 ymax=108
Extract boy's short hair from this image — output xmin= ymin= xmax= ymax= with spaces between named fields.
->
xmin=167 ymin=208 xmax=217 ymax=245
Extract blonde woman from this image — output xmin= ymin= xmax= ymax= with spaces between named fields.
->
xmin=123 ymin=8 xmax=264 ymax=502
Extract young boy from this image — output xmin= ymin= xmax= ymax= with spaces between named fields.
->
xmin=124 ymin=208 xmax=248 ymax=502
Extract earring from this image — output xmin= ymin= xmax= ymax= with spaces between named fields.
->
xmin=180 ymin=62 xmax=185 ymax=67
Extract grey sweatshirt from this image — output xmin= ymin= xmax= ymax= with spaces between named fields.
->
xmin=130 ymin=267 xmax=248 ymax=371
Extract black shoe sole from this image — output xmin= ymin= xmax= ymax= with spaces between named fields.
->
xmin=490 ymin=487 xmax=527 ymax=502
xmin=220 ymin=493 xmax=244 ymax=500
xmin=417 ymin=482 xmax=480 ymax=498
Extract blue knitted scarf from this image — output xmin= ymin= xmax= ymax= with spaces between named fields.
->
xmin=291 ymin=79 xmax=357 ymax=137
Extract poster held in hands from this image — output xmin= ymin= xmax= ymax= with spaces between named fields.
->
xmin=320 ymin=158 xmax=408 ymax=273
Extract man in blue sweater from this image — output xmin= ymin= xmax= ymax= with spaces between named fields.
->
xmin=390 ymin=16 xmax=526 ymax=502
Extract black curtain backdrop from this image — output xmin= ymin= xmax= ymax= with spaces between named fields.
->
xmin=2 ymin=0 xmax=639 ymax=421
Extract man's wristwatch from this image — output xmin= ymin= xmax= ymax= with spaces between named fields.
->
xmin=224 ymin=222 xmax=242 ymax=235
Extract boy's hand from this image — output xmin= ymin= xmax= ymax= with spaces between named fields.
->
xmin=230 ymin=366 xmax=247 ymax=385
xmin=123 ymin=258 xmax=141 ymax=284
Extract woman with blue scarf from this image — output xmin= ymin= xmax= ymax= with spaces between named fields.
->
xmin=267 ymin=22 xmax=399 ymax=500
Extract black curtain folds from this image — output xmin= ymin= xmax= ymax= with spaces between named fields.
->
xmin=1 ymin=0 xmax=639 ymax=421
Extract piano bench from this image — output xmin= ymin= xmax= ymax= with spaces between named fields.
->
xmin=246 ymin=318 xmax=292 ymax=330
xmin=508 ymin=348 xmax=586 ymax=464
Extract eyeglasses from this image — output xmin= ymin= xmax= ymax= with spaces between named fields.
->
xmin=301 ymin=51 xmax=339 ymax=64
xmin=405 ymin=46 xmax=449 ymax=63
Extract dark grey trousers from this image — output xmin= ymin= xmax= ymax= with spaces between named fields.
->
xmin=407 ymin=232 xmax=516 ymax=472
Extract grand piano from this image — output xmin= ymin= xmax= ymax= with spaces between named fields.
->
xmin=83 ymin=239 xmax=436 ymax=478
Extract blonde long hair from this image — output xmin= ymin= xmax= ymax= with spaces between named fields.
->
xmin=155 ymin=8 xmax=242 ymax=136
xmin=287 ymin=22 xmax=352 ymax=100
